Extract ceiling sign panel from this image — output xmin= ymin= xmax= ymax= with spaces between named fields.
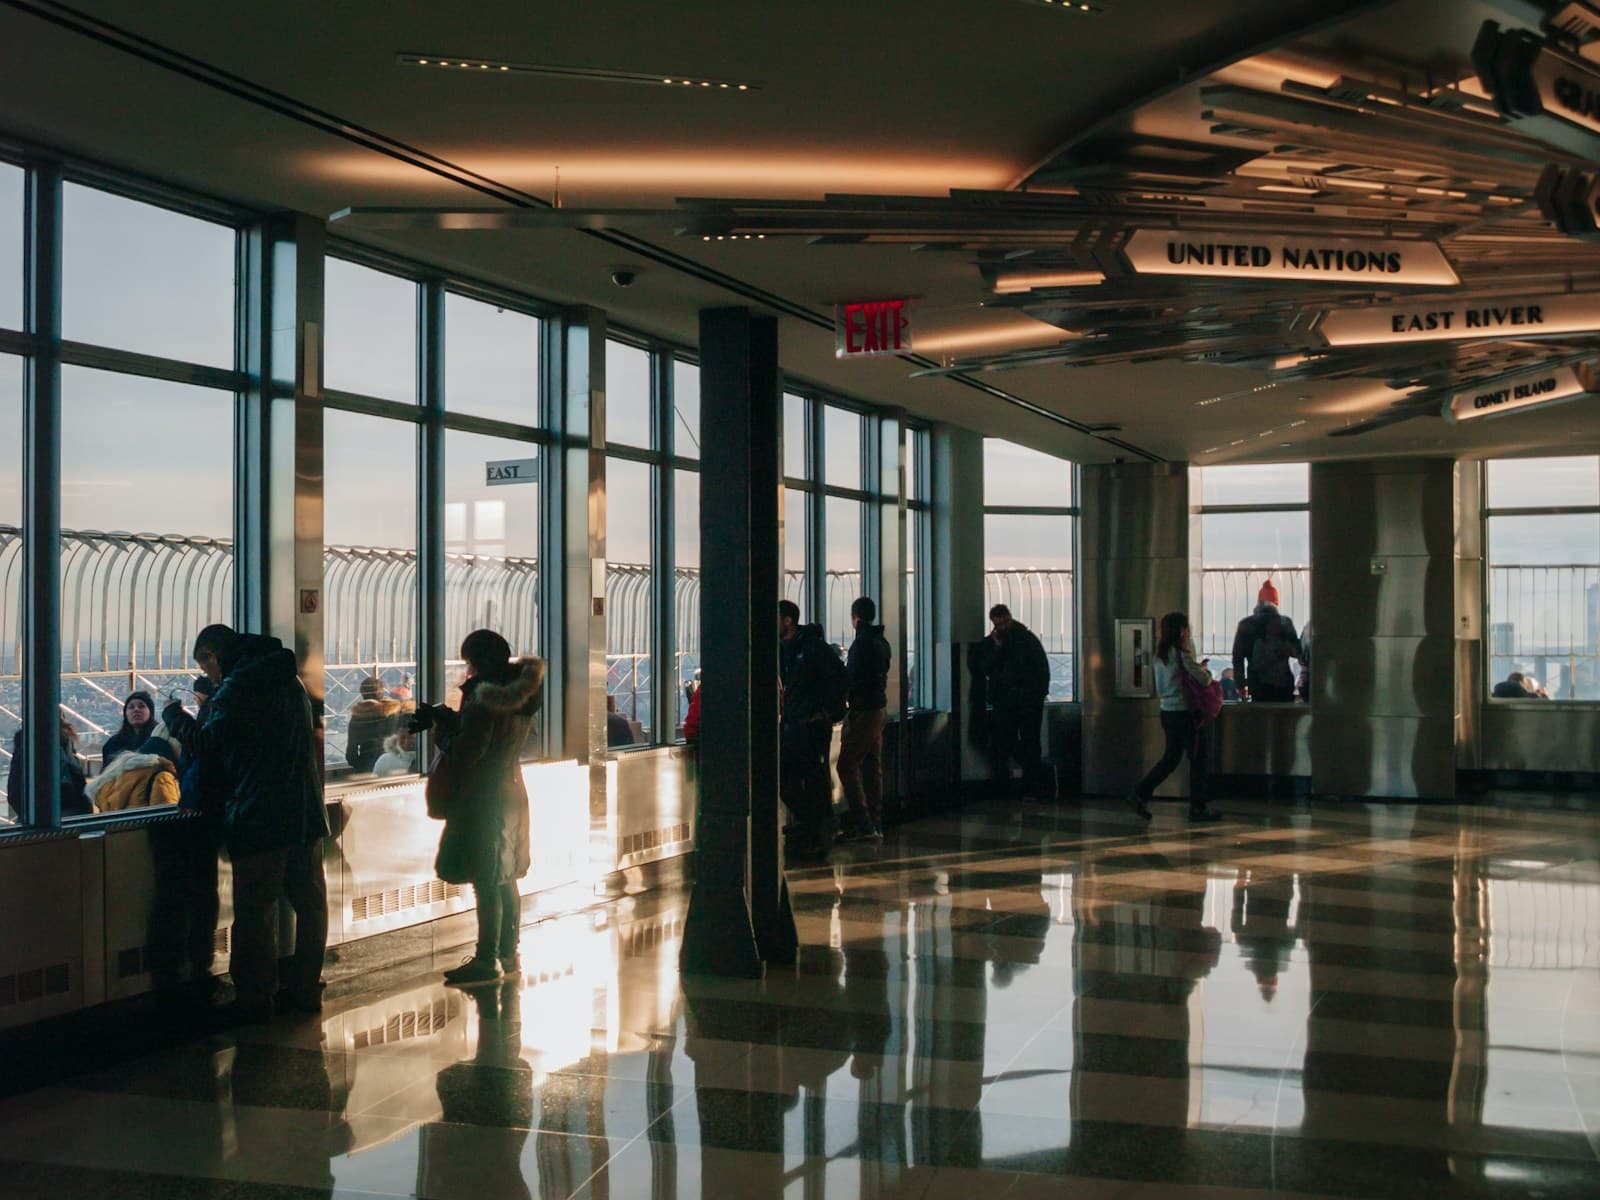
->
xmin=1315 ymin=292 xmax=1600 ymax=347
xmin=834 ymin=299 xmax=912 ymax=359
xmin=1123 ymin=230 xmax=1459 ymax=287
xmin=1443 ymin=362 xmax=1595 ymax=423
xmin=1474 ymin=21 xmax=1600 ymax=142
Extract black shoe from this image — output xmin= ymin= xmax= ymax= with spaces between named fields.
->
xmin=1188 ymin=806 xmax=1223 ymax=822
xmin=1125 ymin=790 xmax=1152 ymax=821
xmin=444 ymin=956 xmax=503 ymax=987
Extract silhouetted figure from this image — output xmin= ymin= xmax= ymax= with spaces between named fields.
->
xmin=411 ymin=629 xmax=544 ymax=987
xmin=1232 ymin=578 xmax=1303 ymax=703
xmin=984 ymin=603 xmax=1051 ymax=800
xmin=838 ymin=596 xmax=891 ymax=841
xmin=345 ymin=676 xmax=402 ymax=774
xmin=1128 ymin=611 xmax=1221 ymax=822
xmin=779 ymin=599 xmax=843 ymax=860
xmin=6 ymin=714 xmax=92 ymax=820
xmin=605 ymin=693 xmax=634 ymax=748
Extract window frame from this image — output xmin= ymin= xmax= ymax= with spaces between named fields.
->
xmin=1481 ymin=455 xmax=1600 ymax=706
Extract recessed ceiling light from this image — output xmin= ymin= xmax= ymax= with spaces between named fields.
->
xmin=398 ymin=53 xmax=759 ymax=91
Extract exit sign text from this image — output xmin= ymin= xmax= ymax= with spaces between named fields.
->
xmin=835 ymin=299 xmax=912 ymax=359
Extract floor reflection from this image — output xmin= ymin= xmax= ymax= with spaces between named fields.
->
xmin=1 ymin=797 xmax=1598 ymax=1198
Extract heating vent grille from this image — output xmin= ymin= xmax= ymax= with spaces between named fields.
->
xmin=0 ymin=962 xmax=71 ymax=1005
xmin=620 ymin=822 xmax=692 ymax=858
xmin=350 ymin=995 xmax=461 ymax=1048
xmin=214 ymin=925 xmax=232 ymax=955
xmin=351 ymin=880 xmax=464 ymax=923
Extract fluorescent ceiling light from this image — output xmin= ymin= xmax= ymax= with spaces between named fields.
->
xmin=991 ymin=270 xmax=1105 ymax=294
xmin=398 ymin=53 xmax=758 ymax=91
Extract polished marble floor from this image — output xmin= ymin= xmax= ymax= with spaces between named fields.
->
xmin=3 ymin=796 xmax=1599 ymax=1199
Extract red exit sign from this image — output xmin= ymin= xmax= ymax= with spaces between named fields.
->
xmin=834 ymin=299 xmax=912 ymax=359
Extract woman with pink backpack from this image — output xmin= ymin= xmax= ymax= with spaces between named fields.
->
xmin=1126 ymin=611 xmax=1223 ymax=824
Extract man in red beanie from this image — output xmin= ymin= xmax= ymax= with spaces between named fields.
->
xmin=1231 ymin=579 xmax=1303 ymax=703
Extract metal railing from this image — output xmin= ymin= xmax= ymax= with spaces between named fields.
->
xmin=985 ymin=568 xmax=1075 ymax=700
xmin=1197 ymin=567 xmax=1311 ymax=661
xmin=1487 ymin=563 xmax=1600 ymax=699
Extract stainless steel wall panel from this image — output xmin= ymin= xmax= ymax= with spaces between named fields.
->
xmin=1477 ymin=706 xmax=1600 ymax=773
xmin=1080 ymin=558 xmax=1190 ymax=637
xmin=1311 ymin=469 xmax=1454 ymax=561
xmin=1080 ymin=465 xmax=1188 ymax=561
xmin=613 ymin=747 xmax=695 ymax=872
xmin=0 ymin=838 xmax=85 ymax=1031
xmin=1309 ymin=554 xmax=1453 ymax=638
xmin=1455 ymin=643 xmax=1482 ymax=769
xmin=1310 ymin=634 xmax=1456 ymax=720
xmin=102 ymin=826 xmax=157 ymax=1002
xmin=1312 ymin=716 xmax=1456 ymax=799
xmin=1213 ymin=707 xmax=1312 ymax=777
xmin=1083 ymin=713 xmax=1185 ymax=796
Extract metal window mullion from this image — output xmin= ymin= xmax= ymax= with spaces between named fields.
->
xmin=419 ymin=281 xmax=446 ymax=718
xmin=237 ymin=221 xmax=267 ymax=634
xmin=23 ymin=163 xmax=63 ymax=828
xmin=651 ymin=348 xmax=672 ymax=743
xmin=806 ymin=397 xmax=825 ymax=623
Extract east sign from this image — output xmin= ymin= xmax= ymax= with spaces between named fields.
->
xmin=1315 ymin=292 xmax=1600 ymax=346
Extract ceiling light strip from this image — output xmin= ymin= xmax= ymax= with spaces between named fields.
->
xmin=398 ymin=53 xmax=758 ymax=91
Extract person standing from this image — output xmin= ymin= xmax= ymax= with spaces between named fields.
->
xmin=837 ymin=596 xmax=891 ymax=842
xmin=1128 ymin=611 xmax=1221 ymax=823
xmin=778 ymin=599 xmax=844 ymax=860
xmin=410 ymin=629 xmax=544 ymax=986
xmin=1231 ymin=579 xmax=1303 ymax=703
xmin=99 ymin=691 xmax=158 ymax=771
xmin=984 ymin=604 xmax=1051 ymax=800
xmin=163 ymin=624 xmax=328 ymax=1024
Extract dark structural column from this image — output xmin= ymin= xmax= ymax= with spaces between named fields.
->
xmin=680 ymin=307 xmax=795 ymax=976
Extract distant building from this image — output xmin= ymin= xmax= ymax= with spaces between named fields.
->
xmin=1490 ymin=622 xmax=1516 ymax=657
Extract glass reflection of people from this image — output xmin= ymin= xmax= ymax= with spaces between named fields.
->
xmin=1231 ymin=869 xmax=1298 ymax=1002
xmin=1220 ymin=666 xmax=1239 ymax=702
xmin=6 ymin=712 xmax=92 ymax=820
xmin=345 ymin=676 xmax=402 ymax=774
xmin=421 ymin=980 xmax=532 ymax=1200
xmin=410 ymin=629 xmax=544 ymax=987
xmin=1232 ymin=578 xmax=1303 ymax=703
xmin=605 ymin=693 xmax=634 ymax=748
xmin=1128 ymin=611 xmax=1221 ymax=823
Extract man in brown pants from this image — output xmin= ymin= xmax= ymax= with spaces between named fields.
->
xmin=837 ymin=596 xmax=891 ymax=842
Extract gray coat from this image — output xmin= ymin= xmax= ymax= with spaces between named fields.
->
xmin=432 ymin=659 xmax=544 ymax=885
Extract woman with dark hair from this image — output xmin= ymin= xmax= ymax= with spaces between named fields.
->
xmin=410 ymin=629 xmax=544 ymax=986
xmin=1127 ymin=612 xmax=1221 ymax=823
xmin=99 ymin=691 xmax=158 ymax=771
xmin=6 ymin=713 xmax=92 ymax=819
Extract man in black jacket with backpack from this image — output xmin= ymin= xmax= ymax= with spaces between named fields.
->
xmin=779 ymin=600 xmax=846 ymax=861
xmin=838 ymin=596 xmax=891 ymax=841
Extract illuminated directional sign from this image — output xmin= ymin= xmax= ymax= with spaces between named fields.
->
xmin=1316 ymin=292 xmax=1600 ymax=346
xmin=835 ymin=299 xmax=912 ymax=359
xmin=1444 ymin=362 xmax=1595 ymax=422
xmin=1474 ymin=21 xmax=1600 ymax=140
xmin=1124 ymin=230 xmax=1458 ymax=287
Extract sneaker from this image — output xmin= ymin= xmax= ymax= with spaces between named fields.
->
xmin=1188 ymin=806 xmax=1223 ymax=822
xmin=499 ymin=955 xmax=522 ymax=975
xmin=1125 ymin=790 xmax=1152 ymax=821
xmin=443 ymin=956 xmax=502 ymax=987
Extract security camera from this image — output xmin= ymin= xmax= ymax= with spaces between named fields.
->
xmin=609 ymin=268 xmax=639 ymax=288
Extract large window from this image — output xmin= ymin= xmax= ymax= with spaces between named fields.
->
xmin=1 ymin=163 xmax=23 ymax=331
xmin=983 ymin=439 xmax=1076 ymax=701
xmin=324 ymin=257 xmax=417 ymax=404
xmin=0 ymin=355 xmax=20 ymax=823
xmin=1192 ymin=463 xmax=1310 ymax=698
xmin=672 ymin=358 xmax=702 ymax=732
xmin=444 ymin=294 xmax=540 ymax=426
xmin=1485 ymin=456 xmax=1600 ymax=700
xmin=606 ymin=455 xmax=654 ymax=745
xmin=906 ymin=428 xmax=931 ymax=708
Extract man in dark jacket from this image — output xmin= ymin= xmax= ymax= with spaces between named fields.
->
xmin=779 ymin=599 xmax=840 ymax=860
xmin=164 ymin=624 xmax=329 ymax=1024
xmin=985 ymin=604 xmax=1051 ymax=800
xmin=1231 ymin=579 xmax=1303 ymax=703
xmin=837 ymin=596 xmax=891 ymax=841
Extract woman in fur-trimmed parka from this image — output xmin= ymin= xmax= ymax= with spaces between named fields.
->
xmin=410 ymin=629 xmax=544 ymax=987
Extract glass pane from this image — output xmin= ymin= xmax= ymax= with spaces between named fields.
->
xmin=445 ymin=431 xmax=542 ymax=762
xmin=63 ymin=184 xmax=234 ymax=367
xmin=606 ymin=340 xmax=652 ymax=449
xmin=1486 ymin=456 xmax=1599 ymax=509
xmin=59 ymin=367 xmax=234 ymax=806
xmin=906 ymin=507 xmax=920 ymax=707
xmin=324 ymin=258 xmax=416 ymax=402
xmin=784 ymin=487 xmax=808 ymax=613
xmin=907 ymin=428 xmax=926 ymax=504
xmin=825 ymin=406 xmax=863 ymax=490
xmin=0 ymin=164 xmax=21 ymax=331
xmin=824 ymin=496 xmax=862 ymax=648
xmin=984 ymin=513 xmax=1075 ymax=701
xmin=1197 ymin=511 xmax=1310 ymax=660
xmin=445 ymin=293 xmax=540 ymax=425
xmin=672 ymin=359 xmax=700 ymax=459
xmin=675 ymin=469 xmax=700 ymax=731
xmin=324 ymin=412 xmax=417 ymax=778
xmin=1194 ymin=462 xmax=1309 ymax=507
xmin=983 ymin=438 xmax=1075 ymax=508
xmin=784 ymin=393 xmax=807 ymax=480
xmin=0 ymin=356 xmax=20 ymax=823
xmin=607 ymin=457 xmax=654 ymax=744
xmin=1487 ymin=514 xmax=1600 ymax=700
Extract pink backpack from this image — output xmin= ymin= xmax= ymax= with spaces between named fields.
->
xmin=1179 ymin=661 xmax=1224 ymax=726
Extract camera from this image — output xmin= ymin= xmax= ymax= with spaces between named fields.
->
xmin=609 ymin=268 xmax=638 ymax=288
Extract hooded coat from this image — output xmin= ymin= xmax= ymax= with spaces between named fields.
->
xmin=164 ymin=634 xmax=328 ymax=857
xmin=88 ymin=728 xmax=182 ymax=812
xmin=431 ymin=658 xmax=544 ymax=885
xmin=985 ymin=620 xmax=1051 ymax=712
xmin=346 ymin=695 xmax=403 ymax=773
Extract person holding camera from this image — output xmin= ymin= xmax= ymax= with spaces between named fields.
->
xmin=410 ymin=630 xmax=544 ymax=987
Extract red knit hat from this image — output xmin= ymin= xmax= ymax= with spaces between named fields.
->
xmin=1259 ymin=578 xmax=1280 ymax=605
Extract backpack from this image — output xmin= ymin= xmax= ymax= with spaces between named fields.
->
xmin=1179 ymin=665 xmax=1224 ymax=726
xmin=1249 ymin=615 xmax=1297 ymax=689
xmin=817 ymin=644 xmax=849 ymax=724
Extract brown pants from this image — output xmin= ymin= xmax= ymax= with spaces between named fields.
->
xmin=837 ymin=708 xmax=886 ymax=829
xmin=230 ymin=840 xmax=328 ymax=1012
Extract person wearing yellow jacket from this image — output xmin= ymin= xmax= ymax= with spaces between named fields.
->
xmin=87 ymin=727 xmax=182 ymax=812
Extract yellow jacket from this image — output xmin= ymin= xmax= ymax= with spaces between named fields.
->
xmin=87 ymin=750 xmax=181 ymax=812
